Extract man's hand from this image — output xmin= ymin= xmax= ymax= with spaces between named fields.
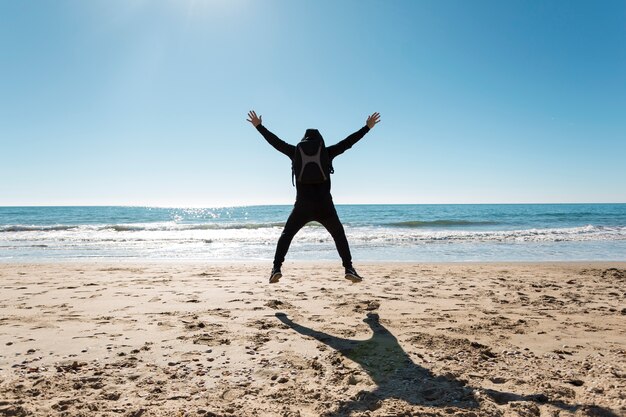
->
xmin=366 ymin=112 xmax=381 ymax=129
xmin=246 ymin=110 xmax=262 ymax=127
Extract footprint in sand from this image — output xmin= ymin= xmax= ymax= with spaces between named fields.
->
xmin=264 ymin=300 xmax=294 ymax=310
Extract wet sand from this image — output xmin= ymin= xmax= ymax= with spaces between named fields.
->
xmin=0 ymin=262 xmax=624 ymax=416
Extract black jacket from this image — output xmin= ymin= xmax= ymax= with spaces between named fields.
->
xmin=256 ymin=124 xmax=370 ymax=201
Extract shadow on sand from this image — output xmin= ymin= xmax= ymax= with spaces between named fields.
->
xmin=275 ymin=312 xmax=619 ymax=417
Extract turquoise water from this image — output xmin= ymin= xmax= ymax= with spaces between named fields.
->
xmin=1 ymin=204 xmax=625 ymax=262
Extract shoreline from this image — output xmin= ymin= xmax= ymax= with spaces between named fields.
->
xmin=1 ymin=259 xmax=626 ymax=265
xmin=1 ymin=262 xmax=624 ymax=416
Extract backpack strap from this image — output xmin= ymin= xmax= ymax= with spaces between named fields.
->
xmin=297 ymin=145 xmax=326 ymax=182
xmin=291 ymin=142 xmax=332 ymax=186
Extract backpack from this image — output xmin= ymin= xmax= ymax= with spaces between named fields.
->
xmin=292 ymin=130 xmax=333 ymax=185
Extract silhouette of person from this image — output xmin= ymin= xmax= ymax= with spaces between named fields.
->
xmin=247 ymin=110 xmax=380 ymax=283
xmin=275 ymin=313 xmax=620 ymax=417
xmin=274 ymin=312 xmax=469 ymax=415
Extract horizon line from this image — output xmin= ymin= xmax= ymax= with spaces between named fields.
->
xmin=1 ymin=202 xmax=625 ymax=209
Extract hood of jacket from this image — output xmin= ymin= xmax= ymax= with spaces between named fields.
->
xmin=301 ymin=129 xmax=324 ymax=144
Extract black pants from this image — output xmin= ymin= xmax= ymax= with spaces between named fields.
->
xmin=274 ymin=198 xmax=352 ymax=269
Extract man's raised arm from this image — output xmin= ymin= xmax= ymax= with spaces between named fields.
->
xmin=327 ymin=112 xmax=381 ymax=159
xmin=247 ymin=110 xmax=295 ymax=158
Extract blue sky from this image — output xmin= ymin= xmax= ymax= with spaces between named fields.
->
xmin=1 ymin=0 xmax=624 ymax=206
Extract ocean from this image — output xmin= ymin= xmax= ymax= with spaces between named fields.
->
xmin=1 ymin=204 xmax=625 ymax=262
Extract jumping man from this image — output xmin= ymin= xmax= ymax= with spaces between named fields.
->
xmin=247 ymin=110 xmax=381 ymax=283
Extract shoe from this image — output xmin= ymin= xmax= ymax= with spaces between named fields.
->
xmin=269 ymin=266 xmax=282 ymax=284
xmin=345 ymin=267 xmax=363 ymax=283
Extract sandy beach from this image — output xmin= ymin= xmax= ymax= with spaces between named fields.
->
xmin=0 ymin=262 xmax=624 ymax=417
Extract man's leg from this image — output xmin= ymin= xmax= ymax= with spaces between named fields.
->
xmin=273 ymin=204 xmax=310 ymax=269
xmin=317 ymin=204 xmax=353 ymax=270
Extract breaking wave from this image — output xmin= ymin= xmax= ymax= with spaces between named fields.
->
xmin=354 ymin=225 xmax=626 ymax=243
xmin=1 ymin=222 xmax=287 ymax=233
xmin=387 ymin=220 xmax=500 ymax=227
xmin=2 ymin=223 xmax=625 ymax=244
xmin=0 ymin=225 xmax=80 ymax=232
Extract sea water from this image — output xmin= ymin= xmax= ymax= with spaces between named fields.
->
xmin=1 ymin=204 xmax=625 ymax=262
